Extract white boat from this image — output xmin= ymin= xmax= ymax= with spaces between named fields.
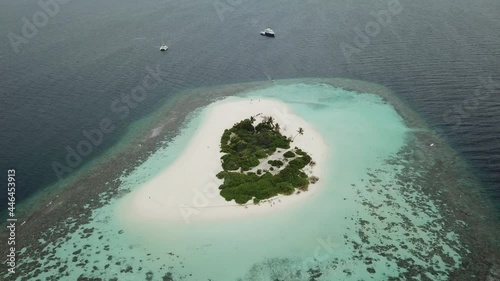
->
xmin=159 ymin=34 xmax=170 ymax=51
xmin=260 ymin=28 xmax=275 ymax=37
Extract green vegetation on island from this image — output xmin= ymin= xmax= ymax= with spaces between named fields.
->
xmin=216 ymin=116 xmax=318 ymax=204
xmin=267 ymin=160 xmax=284 ymax=168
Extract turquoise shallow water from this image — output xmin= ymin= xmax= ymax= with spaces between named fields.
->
xmin=17 ymin=83 xmax=465 ymax=280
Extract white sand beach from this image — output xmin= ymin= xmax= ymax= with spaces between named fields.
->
xmin=118 ymin=97 xmax=328 ymax=224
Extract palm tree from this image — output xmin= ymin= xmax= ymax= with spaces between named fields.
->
xmin=292 ymin=127 xmax=304 ymax=141
xmin=274 ymin=123 xmax=281 ymax=132
xmin=266 ymin=116 xmax=275 ymax=127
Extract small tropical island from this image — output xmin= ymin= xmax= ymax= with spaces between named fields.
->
xmin=216 ymin=115 xmax=319 ymax=204
xmin=121 ymin=98 xmax=327 ymax=222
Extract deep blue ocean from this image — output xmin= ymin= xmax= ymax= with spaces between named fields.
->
xmin=1 ymin=0 xmax=499 ymax=211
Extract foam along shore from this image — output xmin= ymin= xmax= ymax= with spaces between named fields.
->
xmin=118 ymin=97 xmax=328 ymax=224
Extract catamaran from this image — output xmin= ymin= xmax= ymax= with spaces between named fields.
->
xmin=160 ymin=35 xmax=169 ymax=51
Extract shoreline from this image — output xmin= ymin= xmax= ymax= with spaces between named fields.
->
xmin=117 ymin=97 xmax=328 ymax=224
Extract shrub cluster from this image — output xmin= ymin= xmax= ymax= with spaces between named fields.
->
xmin=267 ymin=160 xmax=284 ymax=168
xmin=217 ymin=117 xmax=315 ymax=204
xmin=220 ymin=118 xmax=290 ymax=171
